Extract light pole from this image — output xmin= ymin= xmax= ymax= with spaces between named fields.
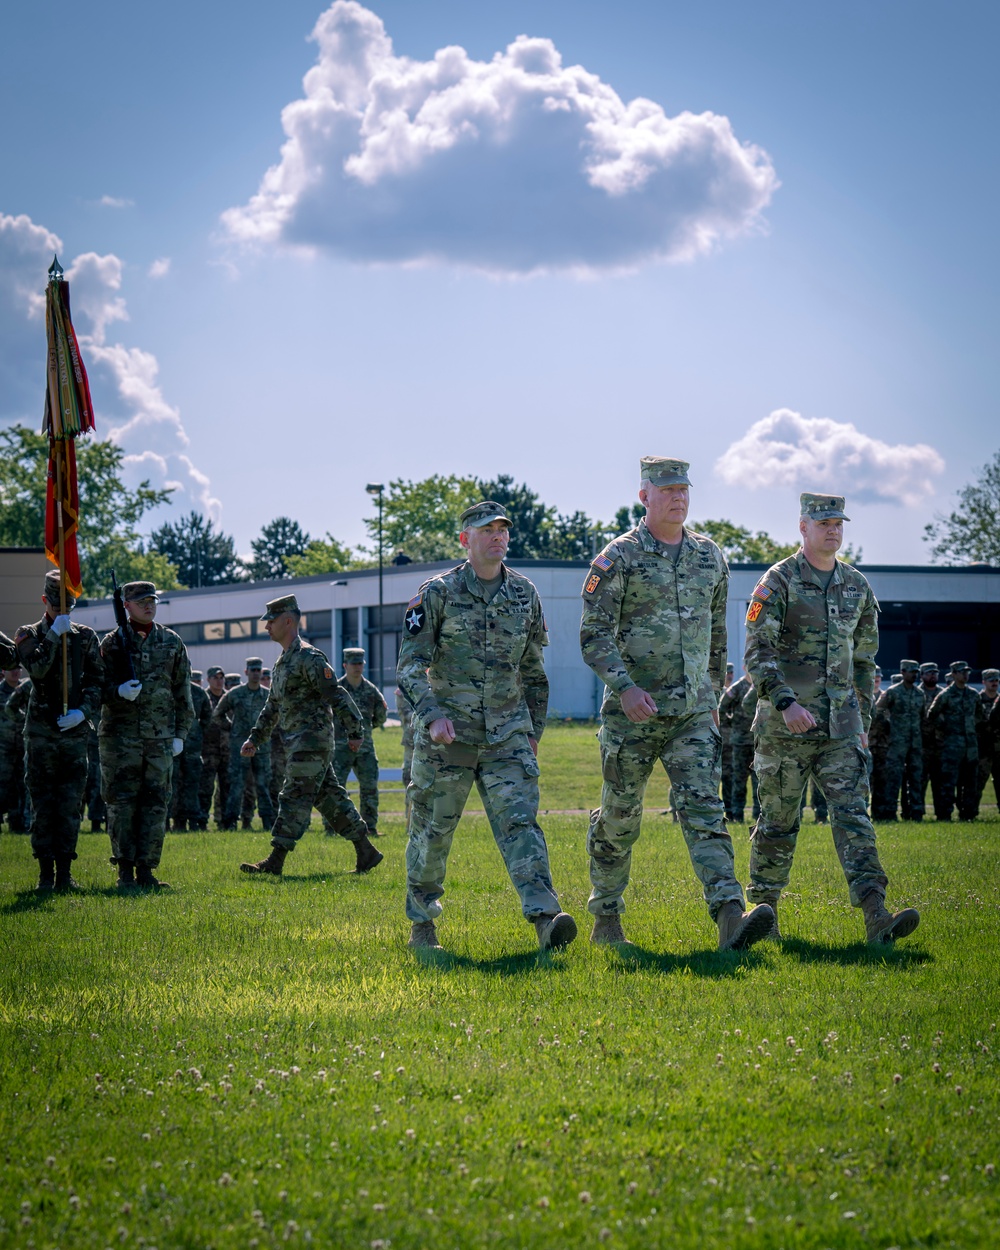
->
xmin=366 ymin=482 xmax=385 ymax=692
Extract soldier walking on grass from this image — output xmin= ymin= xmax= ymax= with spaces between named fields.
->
xmin=98 ymin=581 xmax=193 ymax=890
xmin=398 ymin=501 xmax=577 ymax=952
xmin=744 ymin=493 xmax=919 ymax=945
xmin=581 ymin=457 xmax=773 ymax=951
xmin=14 ymin=569 xmax=103 ymax=891
xmin=238 ymin=595 xmax=382 ymax=878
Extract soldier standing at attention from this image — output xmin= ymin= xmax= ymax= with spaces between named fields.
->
xmin=172 ymin=670 xmax=211 ymax=831
xmin=926 ymin=661 xmax=984 ymax=821
xmin=14 ymin=569 xmax=103 ymax=891
xmin=974 ymin=668 xmax=999 ymax=816
xmin=331 ymin=648 xmax=387 ymax=836
xmin=215 ymin=658 xmax=275 ymax=831
xmin=198 ymin=666 xmax=229 ymax=829
xmin=98 ymin=581 xmax=193 ymax=890
xmin=744 ymin=493 xmax=919 ymax=944
xmin=871 ymin=660 xmax=925 ymax=821
xmin=238 ymin=595 xmax=382 ymax=877
xmin=918 ymin=662 xmax=943 ymax=817
xmin=0 ymin=663 xmax=28 ymax=833
xmin=581 ymin=457 xmax=772 ymax=951
xmin=397 ymin=502 xmax=577 ymax=952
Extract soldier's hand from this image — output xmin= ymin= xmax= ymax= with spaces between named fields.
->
xmin=782 ymin=702 xmax=817 ymax=734
xmin=620 ymin=686 xmax=658 ymax=723
xmin=57 ymin=709 xmax=85 ymax=732
xmin=118 ymin=680 xmax=142 ymax=701
xmin=241 ymin=739 xmax=257 ymax=757
xmin=528 ymin=736 xmax=539 ymax=758
xmin=171 ymin=737 xmax=185 ymax=757
xmin=859 ymin=731 xmax=869 ymax=749
xmin=50 ymin=614 xmax=73 ymax=637
xmin=348 ymin=738 xmax=362 ymax=752
xmin=429 ymin=716 xmax=456 ymax=745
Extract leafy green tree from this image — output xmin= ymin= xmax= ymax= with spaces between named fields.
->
xmin=246 ymin=517 xmax=311 ymax=581
xmin=548 ymin=510 xmax=603 ymax=560
xmin=924 ymin=450 xmax=1000 ymax=565
xmin=364 ymin=475 xmax=479 ymax=563
xmin=692 ymin=518 xmax=798 ymax=564
xmin=475 ymin=475 xmax=555 ymax=558
xmin=285 ymin=534 xmax=360 ymax=577
xmin=0 ymin=424 xmax=180 ymax=596
xmin=147 ymin=511 xmax=244 ymax=587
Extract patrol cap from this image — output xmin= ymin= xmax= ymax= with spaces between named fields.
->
xmin=343 ymin=648 xmax=366 ymax=664
xmin=207 ymin=665 xmax=225 ymax=678
xmin=799 ymin=493 xmax=850 ymax=521
xmin=891 ymin=673 xmax=903 ymax=683
xmin=260 ymin=594 xmax=299 ymax=620
xmin=982 ymin=668 xmax=1000 ymax=681
xmin=948 ymin=660 xmax=971 ymax=673
xmin=460 ymin=501 xmax=511 ymax=530
xmin=191 ymin=670 xmax=203 ymax=682
xmin=245 ymin=657 xmax=264 ymax=670
xmin=919 ymin=662 xmax=939 ymax=675
xmin=900 ymin=659 xmax=920 ymax=672
xmin=43 ymin=569 xmax=66 ymax=603
xmin=640 ymin=456 xmax=692 ymax=487
xmin=874 ymin=666 xmax=882 ymax=676
xmin=121 ymin=581 xmax=160 ymax=600
xmin=262 ymin=668 xmax=271 ymax=677
xmin=224 ymin=673 xmax=241 ymax=688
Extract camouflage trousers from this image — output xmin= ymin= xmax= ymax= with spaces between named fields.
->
xmin=268 ymin=734 xmax=367 ymax=851
xmin=332 ymin=739 xmax=380 ymax=828
xmin=100 ymin=736 xmax=174 ymax=869
xmin=937 ymin=743 xmax=979 ymax=821
xmin=225 ymin=749 xmax=274 ymax=827
xmin=25 ymin=726 xmax=89 ymax=860
xmin=872 ymin=742 xmax=923 ymax=819
xmin=724 ymin=741 xmax=758 ymax=821
xmin=0 ymin=733 xmax=28 ymax=831
xmin=587 ymin=710 xmax=743 ymax=920
xmin=198 ymin=740 xmax=229 ymax=826
xmin=402 ymin=741 xmax=414 ymax=821
xmin=171 ymin=741 xmax=204 ymax=824
xmin=975 ymin=750 xmax=999 ymax=814
xmin=86 ymin=729 xmax=106 ymax=824
xmin=269 ymin=732 xmax=286 ymax=814
xmin=748 ymin=735 xmax=888 ymax=908
xmin=405 ymin=733 xmax=561 ymax=924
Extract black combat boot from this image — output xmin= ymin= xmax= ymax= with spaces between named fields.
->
xmin=36 ymin=857 xmax=56 ymax=892
xmin=136 ymin=864 xmax=170 ymax=889
xmin=352 ymin=833 xmax=384 ymax=874
xmin=240 ymin=845 xmax=288 ymax=876
xmin=117 ymin=860 xmax=137 ymax=891
xmin=54 ymin=856 xmax=82 ymax=892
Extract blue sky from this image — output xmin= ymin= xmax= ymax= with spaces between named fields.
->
xmin=2 ymin=0 xmax=996 ymax=563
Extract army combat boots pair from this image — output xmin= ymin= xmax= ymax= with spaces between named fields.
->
xmin=36 ymin=856 xmax=81 ymax=893
xmin=240 ymin=833 xmax=383 ymax=877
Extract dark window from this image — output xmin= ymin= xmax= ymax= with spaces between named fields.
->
xmin=173 ymin=622 xmax=200 ymax=644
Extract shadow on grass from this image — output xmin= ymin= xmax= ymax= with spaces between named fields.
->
xmin=236 ymin=871 xmax=379 ymax=885
xmin=410 ymin=946 xmax=572 ymax=978
xmin=0 ymin=888 xmax=55 ymax=916
xmin=779 ymin=936 xmax=933 ymax=968
xmin=605 ymin=942 xmax=769 ymax=979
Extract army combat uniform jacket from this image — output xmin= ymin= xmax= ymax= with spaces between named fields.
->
xmin=744 ymin=551 xmax=879 ymax=741
xmin=15 ymin=617 xmax=103 ymax=738
xmin=875 ymin=680 xmax=925 ymax=750
xmin=335 ymin=675 xmax=387 ymax=742
xmin=214 ymin=683 xmax=272 ymax=754
xmin=98 ymin=623 xmax=194 ymax=743
xmin=397 ymin=562 xmax=549 ymax=746
xmin=248 ymin=637 xmax=363 ymax=751
xmin=580 ymin=520 xmax=728 ymax=719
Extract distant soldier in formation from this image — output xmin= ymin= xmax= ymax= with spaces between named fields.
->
xmin=399 ymin=502 xmax=576 ymax=951
xmin=926 ymin=661 xmax=984 ymax=821
xmin=172 ymin=669 xmax=211 ymax=831
xmin=744 ymin=493 xmax=919 ymax=944
xmin=85 ymin=718 xmax=106 ymax=833
xmin=581 ymin=458 xmax=772 ymax=951
xmin=330 ymin=648 xmax=387 ymax=836
xmin=987 ymin=692 xmax=1000 ymax=816
xmin=198 ymin=666 xmax=229 ymax=829
xmin=871 ymin=660 xmax=925 ymax=821
xmin=216 ymin=658 xmax=275 ymax=831
xmin=917 ymin=662 xmax=942 ymax=816
xmin=225 ymin=673 xmax=241 ymax=691
xmin=14 ymin=569 xmax=103 ymax=891
xmin=0 ymin=663 xmax=29 ymax=833
xmin=99 ymin=581 xmax=193 ymax=890
xmin=974 ymin=668 xmax=999 ymax=816
xmin=719 ymin=668 xmax=754 ymax=823
xmin=238 ymin=595 xmax=382 ymax=877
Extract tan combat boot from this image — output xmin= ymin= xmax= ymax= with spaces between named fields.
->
xmin=533 ymin=912 xmax=578 ymax=951
xmin=861 ymin=893 xmax=920 ymax=944
xmin=352 ymin=834 xmax=384 ymax=874
xmin=590 ymin=914 xmax=629 ymax=945
xmin=240 ymin=845 xmax=288 ymax=876
xmin=717 ymin=901 xmax=775 ymax=951
xmin=408 ymin=921 xmax=442 ymax=949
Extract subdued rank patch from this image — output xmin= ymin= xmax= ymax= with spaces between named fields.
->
xmin=752 ymin=583 xmax=773 ymax=601
xmin=746 ymin=601 xmax=763 ymax=623
xmin=585 ymin=573 xmax=602 ymax=594
xmin=405 ymin=604 xmax=426 ymax=636
xmin=592 ymin=552 xmax=614 ymax=572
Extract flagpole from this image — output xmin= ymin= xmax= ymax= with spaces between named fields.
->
xmin=54 ymin=441 xmax=70 ymax=714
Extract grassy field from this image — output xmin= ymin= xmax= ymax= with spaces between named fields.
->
xmin=1 ymin=724 xmax=997 ymax=1249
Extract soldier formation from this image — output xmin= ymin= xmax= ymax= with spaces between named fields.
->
xmin=4 ymin=456 xmax=998 ymax=953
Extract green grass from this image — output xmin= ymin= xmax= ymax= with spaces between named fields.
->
xmin=1 ymin=724 xmax=998 ymax=1249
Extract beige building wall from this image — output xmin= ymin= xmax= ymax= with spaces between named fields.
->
xmin=0 ymin=548 xmax=51 ymax=640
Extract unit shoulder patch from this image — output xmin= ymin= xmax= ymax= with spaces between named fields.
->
xmin=746 ymin=601 xmax=764 ymax=623
xmin=585 ymin=573 xmax=602 ymax=595
xmin=404 ymin=604 xmax=426 ymax=636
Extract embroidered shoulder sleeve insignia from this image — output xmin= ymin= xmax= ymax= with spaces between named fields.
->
xmin=592 ymin=552 xmax=614 ymax=572
xmin=746 ymin=601 xmax=763 ymax=623
xmin=752 ymin=583 xmax=773 ymax=601
xmin=585 ymin=573 xmax=602 ymax=595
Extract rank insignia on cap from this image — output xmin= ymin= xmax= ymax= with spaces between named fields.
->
xmin=585 ymin=573 xmax=602 ymax=595
xmin=592 ymin=552 xmax=613 ymax=572
xmin=746 ymin=601 xmax=763 ymax=623
xmin=405 ymin=603 xmax=426 ymax=636
xmin=752 ymin=584 xmax=773 ymax=601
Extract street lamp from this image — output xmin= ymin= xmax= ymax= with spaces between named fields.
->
xmin=365 ymin=482 xmax=385 ymax=692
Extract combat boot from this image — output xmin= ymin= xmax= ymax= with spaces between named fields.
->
xmin=352 ymin=833 xmax=384 ymax=874
xmin=717 ymin=901 xmax=774 ymax=951
xmin=367 ymin=826 xmax=381 ymax=838
xmin=408 ymin=920 xmax=442 ymax=949
xmin=90 ymin=819 xmax=103 ymax=833
xmin=533 ymin=912 xmax=578 ymax=951
xmin=764 ymin=900 xmax=782 ymax=941
xmin=117 ymin=860 xmax=137 ymax=891
xmin=54 ymin=856 xmax=82 ymax=892
xmin=36 ymin=857 xmax=56 ymax=892
xmin=861 ymin=893 xmax=920 ymax=944
xmin=590 ymin=914 xmax=630 ymax=945
xmin=241 ymin=818 xmax=253 ymax=831
xmin=240 ymin=845 xmax=288 ymax=875
xmin=136 ymin=864 xmax=170 ymax=890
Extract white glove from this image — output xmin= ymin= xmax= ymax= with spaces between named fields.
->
xmin=57 ymin=709 xmax=85 ymax=732
xmin=118 ymin=680 xmax=142 ymax=701
xmin=50 ymin=614 xmax=73 ymax=637
xmin=172 ymin=737 xmax=184 ymax=757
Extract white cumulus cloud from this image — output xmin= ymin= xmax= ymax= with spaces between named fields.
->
xmin=715 ymin=409 xmax=945 ymax=507
xmin=148 ymin=257 xmax=171 ymax=278
xmin=0 ymin=209 xmax=219 ymax=522
xmin=222 ymin=0 xmax=777 ymax=274
xmin=98 ymin=195 xmax=134 ymax=209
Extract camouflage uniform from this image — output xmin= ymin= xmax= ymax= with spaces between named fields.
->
xmin=0 ymin=633 xmax=17 ymax=669
xmin=215 ymin=683 xmax=274 ymax=828
xmin=268 ymin=721 xmax=286 ymax=815
xmin=974 ymin=673 xmax=998 ymax=815
xmin=246 ymin=638 xmax=368 ymax=851
xmin=744 ymin=544 xmax=890 ymax=910
xmin=871 ymin=665 xmax=925 ymax=820
xmin=98 ymin=622 xmax=194 ymax=870
xmin=581 ymin=517 xmax=745 ymax=920
xmin=198 ymin=681 xmax=230 ymax=828
xmin=15 ymin=614 xmax=103 ymax=865
xmin=926 ymin=672 xmax=984 ymax=821
xmin=0 ymin=675 xmax=29 ymax=832
xmin=172 ymin=682 xmax=211 ymax=828
xmin=397 ymin=687 xmax=415 ymax=820
xmin=397 ymin=558 xmax=564 ymax=924
xmin=331 ymin=674 xmax=387 ymax=830
xmin=986 ymin=695 xmax=1000 ymax=814
xmin=86 ymin=717 xmax=106 ymax=830
xmin=918 ymin=667 xmax=944 ymax=816
xmin=719 ymin=674 xmax=754 ymax=821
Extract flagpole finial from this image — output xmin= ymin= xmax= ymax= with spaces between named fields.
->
xmin=48 ymin=255 xmax=64 ymax=280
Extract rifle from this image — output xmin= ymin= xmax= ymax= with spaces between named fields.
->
xmin=111 ymin=570 xmax=137 ymax=683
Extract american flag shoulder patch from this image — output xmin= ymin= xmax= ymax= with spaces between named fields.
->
xmin=407 ymin=593 xmax=423 ymax=608
xmin=752 ymin=583 xmax=773 ymax=601
xmin=592 ymin=552 xmax=614 ymax=572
